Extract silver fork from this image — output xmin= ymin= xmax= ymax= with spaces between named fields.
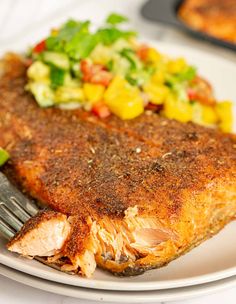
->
xmin=0 ymin=172 xmax=65 ymax=272
xmin=0 ymin=172 xmax=39 ymax=239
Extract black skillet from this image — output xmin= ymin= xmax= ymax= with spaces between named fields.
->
xmin=141 ymin=0 xmax=236 ymax=52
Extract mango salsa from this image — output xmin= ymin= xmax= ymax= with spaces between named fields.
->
xmin=26 ymin=14 xmax=234 ymax=133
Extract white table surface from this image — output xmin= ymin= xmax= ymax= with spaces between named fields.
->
xmin=0 ymin=0 xmax=235 ymax=303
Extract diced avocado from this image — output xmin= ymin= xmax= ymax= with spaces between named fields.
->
xmin=0 ymin=148 xmax=9 ymax=166
xmin=43 ymin=51 xmax=70 ymax=70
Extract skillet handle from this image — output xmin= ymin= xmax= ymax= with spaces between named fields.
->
xmin=141 ymin=0 xmax=182 ymax=27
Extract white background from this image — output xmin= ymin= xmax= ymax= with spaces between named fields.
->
xmin=0 ymin=0 xmax=235 ymax=303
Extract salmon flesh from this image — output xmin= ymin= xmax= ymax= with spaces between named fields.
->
xmin=1 ymin=54 xmax=236 ymax=277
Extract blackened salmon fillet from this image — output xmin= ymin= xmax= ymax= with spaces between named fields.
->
xmin=1 ymin=54 xmax=236 ymax=277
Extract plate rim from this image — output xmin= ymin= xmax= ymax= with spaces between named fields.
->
xmin=1 ymin=263 xmax=236 ymax=303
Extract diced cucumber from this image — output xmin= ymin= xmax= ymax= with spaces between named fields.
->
xmin=0 ymin=148 xmax=9 ymax=166
xmin=28 ymin=82 xmax=55 ymax=107
xmin=27 ymin=61 xmax=50 ymax=81
xmin=54 ymin=86 xmax=84 ymax=104
xmin=43 ymin=51 xmax=70 ymax=70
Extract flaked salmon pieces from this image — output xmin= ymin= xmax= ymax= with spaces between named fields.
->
xmin=1 ymin=54 xmax=236 ymax=277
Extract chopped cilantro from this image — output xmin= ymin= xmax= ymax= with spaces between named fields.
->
xmin=45 ymin=17 xmax=136 ymax=60
xmin=96 ymin=28 xmax=136 ymax=46
xmin=176 ymin=66 xmax=196 ymax=82
xmin=106 ymin=13 xmax=129 ymax=25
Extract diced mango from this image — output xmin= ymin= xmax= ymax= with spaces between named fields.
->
xmin=83 ymin=83 xmax=105 ymax=104
xmin=167 ymin=58 xmax=187 ymax=74
xmin=151 ymin=70 xmax=165 ymax=84
xmin=147 ymin=48 xmax=161 ymax=64
xmin=164 ymin=94 xmax=193 ymax=123
xmin=202 ymin=105 xmax=218 ymax=125
xmin=216 ymin=101 xmax=233 ymax=132
xmin=143 ymin=82 xmax=169 ymax=105
xmin=104 ymin=76 xmax=131 ymax=101
xmin=104 ymin=76 xmax=144 ymax=120
xmin=105 ymin=92 xmax=144 ymax=120
xmin=192 ymin=103 xmax=218 ymax=126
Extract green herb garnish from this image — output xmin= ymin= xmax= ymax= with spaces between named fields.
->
xmin=44 ymin=14 xmax=136 ymax=61
xmin=106 ymin=13 xmax=129 ymax=26
xmin=0 ymin=148 xmax=9 ymax=167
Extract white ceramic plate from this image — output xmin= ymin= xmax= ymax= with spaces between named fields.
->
xmin=0 ymin=40 xmax=236 ymax=292
xmin=1 ymin=263 xmax=236 ymax=303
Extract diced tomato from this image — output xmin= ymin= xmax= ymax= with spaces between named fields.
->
xmin=80 ymin=60 xmax=112 ymax=86
xmin=92 ymin=101 xmax=111 ymax=118
xmin=90 ymin=71 xmax=113 ymax=86
xmin=188 ymin=76 xmax=215 ymax=106
xmin=80 ymin=59 xmax=93 ymax=82
xmin=187 ymin=88 xmax=196 ymax=101
xmin=136 ymin=44 xmax=149 ymax=61
xmin=33 ymin=40 xmax=46 ymax=53
xmin=145 ymin=102 xmax=163 ymax=113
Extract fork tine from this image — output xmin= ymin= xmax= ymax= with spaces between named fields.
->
xmin=0 ymin=173 xmax=38 ymax=217
xmin=0 ymin=203 xmax=23 ymax=231
xmin=7 ymin=197 xmax=32 ymax=222
xmin=0 ymin=217 xmax=15 ymax=239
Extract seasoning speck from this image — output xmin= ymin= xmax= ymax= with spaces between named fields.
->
xmin=162 ymin=152 xmax=172 ymax=159
xmin=136 ymin=147 xmax=141 ymax=154
xmin=90 ymin=147 xmax=95 ymax=154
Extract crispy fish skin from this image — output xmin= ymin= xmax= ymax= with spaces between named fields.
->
xmin=1 ymin=55 xmax=236 ymax=276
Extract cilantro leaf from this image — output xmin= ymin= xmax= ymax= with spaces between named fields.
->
xmin=106 ymin=13 xmax=128 ymax=25
xmin=97 ymin=28 xmax=136 ymax=45
xmin=64 ymin=32 xmax=97 ymax=59
xmin=177 ymin=66 xmax=196 ymax=82
xmin=120 ymin=48 xmax=139 ymax=70
xmin=46 ymin=20 xmax=93 ymax=57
